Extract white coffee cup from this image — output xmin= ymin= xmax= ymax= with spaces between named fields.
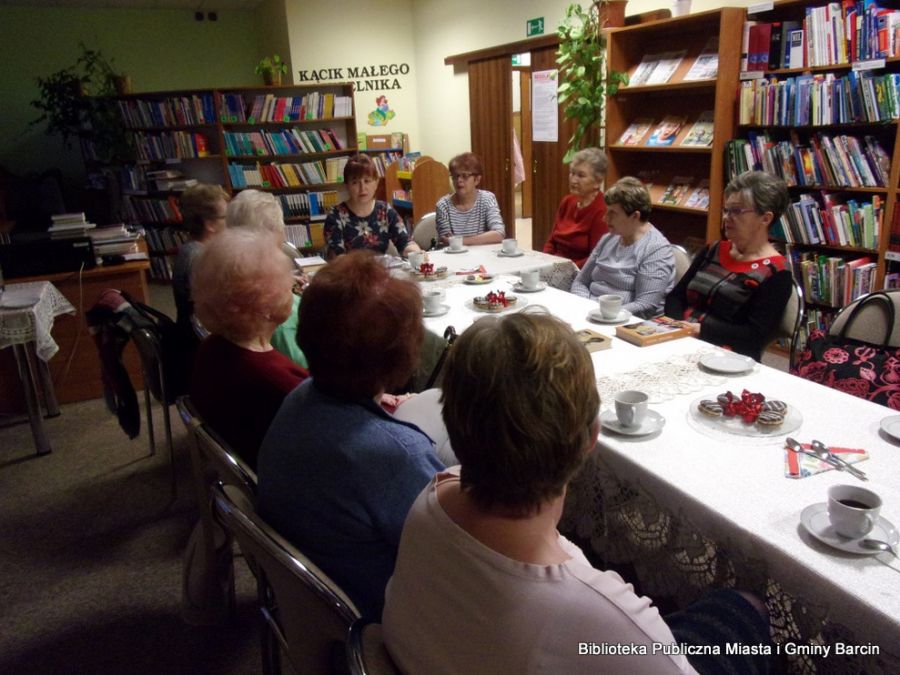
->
xmin=422 ymin=289 xmax=444 ymax=313
xmin=449 ymin=235 xmax=464 ymax=251
xmin=408 ymin=251 xmax=424 ymax=270
xmin=614 ymin=390 xmax=648 ymax=428
xmin=598 ymin=294 xmax=623 ymax=320
xmin=671 ymin=0 xmax=691 ymax=17
xmin=828 ymin=484 xmax=881 ymax=539
xmin=502 ymin=238 xmax=518 ymax=254
xmin=521 ymin=269 xmax=540 ymax=290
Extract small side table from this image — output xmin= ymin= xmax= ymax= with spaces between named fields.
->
xmin=0 ymin=281 xmax=75 ymax=455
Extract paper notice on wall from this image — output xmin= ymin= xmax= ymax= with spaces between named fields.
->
xmin=531 ymin=69 xmax=558 ymax=143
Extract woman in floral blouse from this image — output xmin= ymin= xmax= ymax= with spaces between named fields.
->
xmin=324 ymin=154 xmax=421 ymax=259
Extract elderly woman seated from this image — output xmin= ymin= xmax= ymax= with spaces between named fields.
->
xmin=436 ymin=152 xmax=506 ymax=246
xmin=570 ymin=177 xmax=675 ymax=318
xmin=665 ymin=170 xmax=792 ymax=361
xmin=258 ymin=251 xmax=443 ymax=620
xmin=383 ymin=311 xmax=771 ymax=674
xmin=189 ymin=227 xmax=308 ymax=470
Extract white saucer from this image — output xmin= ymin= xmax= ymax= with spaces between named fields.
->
xmin=513 ymin=282 xmax=546 ymax=293
xmin=699 ymin=351 xmax=756 ymax=374
xmin=587 ymin=308 xmax=632 ymax=325
xmin=444 ymin=247 xmax=469 ymax=254
xmin=463 ymin=276 xmax=494 ymax=285
xmin=600 ymin=409 xmax=665 ymax=436
xmin=801 ymin=502 xmax=899 ymax=554
xmin=423 ymin=304 xmax=450 ymax=318
xmin=498 ymin=250 xmax=524 ymax=258
xmin=879 ymin=415 xmax=900 ymax=442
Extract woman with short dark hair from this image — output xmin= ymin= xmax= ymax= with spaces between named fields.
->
xmin=435 ymin=152 xmax=505 ymax=246
xmin=665 ymin=170 xmax=792 ymax=360
xmin=258 ymin=250 xmax=443 ymax=620
xmin=323 ymin=154 xmax=420 ymax=258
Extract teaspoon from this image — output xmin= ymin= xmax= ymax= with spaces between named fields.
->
xmin=862 ymin=539 xmax=898 ymax=559
xmin=811 ymin=440 xmax=868 ymax=481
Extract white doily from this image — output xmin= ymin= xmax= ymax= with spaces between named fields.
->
xmin=0 ymin=282 xmax=75 ymax=361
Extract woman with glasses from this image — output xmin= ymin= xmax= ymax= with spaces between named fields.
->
xmin=664 ymin=170 xmax=792 ymax=361
xmin=435 ymin=152 xmax=505 ymax=246
xmin=542 ymin=147 xmax=609 ymax=267
xmin=324 ymin=154 xmax=421 ymax=259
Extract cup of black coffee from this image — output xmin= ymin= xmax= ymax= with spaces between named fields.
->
xmin=827 ymin=484 xmax=881 ymax=538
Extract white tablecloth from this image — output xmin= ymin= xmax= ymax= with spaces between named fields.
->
xmin=0 ymin=281 xmax=75 ymax=360
xmin=419 ymin=243 xmax=576 ymax=281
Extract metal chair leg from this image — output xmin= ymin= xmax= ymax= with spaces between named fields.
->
xmin=143 ymin=376 xmax=156 ymax=456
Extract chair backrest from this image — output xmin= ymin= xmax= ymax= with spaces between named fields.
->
xmin=412 ymin=212 xmax=437 ymax=250
xmin=195 ymin=422 xmax=258 ymax=501
xmin=828 ymin=289 xmax=900 ymax=347
xmin=670 ymin=244 xmax=691 ymax=284
xmin=212 ymin=482 xmax=361 ymax=674
xmin=771 ymin=277 xmax=805 ymax=370
xmin=131 ymin=326 xmax=167 ymax=403
xmin=346 ymin=621 xmax=401 ymax=675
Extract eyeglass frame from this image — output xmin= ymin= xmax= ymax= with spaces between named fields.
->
xmin=721 ymin=207 xmax=758 ymax=219
xmin=451 ymin=172 xmax=478 ymax=181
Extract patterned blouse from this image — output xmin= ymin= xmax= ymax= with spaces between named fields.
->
xmin=324 ymin=200 xmax=410 ymax=256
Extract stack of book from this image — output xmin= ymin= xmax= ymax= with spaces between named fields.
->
xmin=89 ymin=224 xmax=141 ymax=257
xmin=48 ymin=213 xmax=96 ymax=238
xmin=774 ymin=193 xmax=882 ymax=249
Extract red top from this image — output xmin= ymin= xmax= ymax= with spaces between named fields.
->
xmin=543 ymin=193 xmax=608 ymax=268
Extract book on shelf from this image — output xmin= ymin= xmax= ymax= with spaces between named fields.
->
xmin=51 ymin=212 xmax=87 ymax=224
xmin=615 ymin=316 xmax=693 ymax=347
xmin=660 ymin=176 xmax=694 ymax=206
xmin=646 ymin=116 xmax=685 ymax=147
xmin=628 ymin=53 xmax=665 ymax=86
xmin=680 ymin=111 xmax=715 ymax=147
xmin=616 ymin=118 xmax=655 ymax=146
xmin=684 ymin=38 xmax=719 ymax=81
xmin=635 ymin=169 xmax=661 ymax=191
xmin=683 ymin=180 xmax=710 ymax=210
xmin=645 ymin=50 xmax=686 ymax=85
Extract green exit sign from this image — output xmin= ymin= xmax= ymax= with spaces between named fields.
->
xmin=526 ymin=17 xmax=544 ymax=37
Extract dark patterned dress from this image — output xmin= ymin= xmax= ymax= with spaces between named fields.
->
xmin=324 ymin=200 xmax=410 ymax=256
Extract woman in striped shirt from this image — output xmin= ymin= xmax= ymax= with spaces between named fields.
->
xmin=435 ymin=152 xmax=506 ymax=246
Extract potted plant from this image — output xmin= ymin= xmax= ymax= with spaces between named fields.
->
xmin=556 ymin=2 xmax=629 ymax=162
xmin=30 ymin=43 xmax=131 ymax=161
xmin=255 ymin=54 xmax=289 ymax=86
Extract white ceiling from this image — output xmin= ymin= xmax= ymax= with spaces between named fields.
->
xmin=0 ymin=0 xmax=263 ymax=9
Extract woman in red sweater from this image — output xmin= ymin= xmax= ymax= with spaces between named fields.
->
xmin=543 ymin=147 xmax=609 ymax=268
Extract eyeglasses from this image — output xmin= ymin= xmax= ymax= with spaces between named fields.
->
xmin=451 ymin=172 xmax=477 ymax=181
xmin=722 ymin=207 xmax=756 ymax=219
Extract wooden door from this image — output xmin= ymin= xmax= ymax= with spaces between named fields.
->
xmin=530 ymin=45 xmax=577 ymax=252
xmin=518 ymin=69 xmax=533 ymax=219
xmin=468 ymin=57 xmax=514 ymax=237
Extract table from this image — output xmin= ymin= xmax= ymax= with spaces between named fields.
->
xmin=0 ymin=281 xmax=75 ymax=454
xmin=419 ymin=243 xmax=577 ymax=281
xmin=419 ymin=284 xmax=900 ymax=672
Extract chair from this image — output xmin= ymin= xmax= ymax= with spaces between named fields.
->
xmin=828 ymin=289 xmax=900 ymax=348
xmin=772 ymin=277 xmax=805 ymax=370
xmin=540 ymin=259 xmax=580 ymax=291
xmin=130 ymin=325 xmax=176 ymax=495
xmin=212 ymin=482 xmax=361 ymax=675
xmin=670 ymin=244 xmax=692 ymax=284
xmin=412 ymin=212 xmax=437 ymax=250
xmin=346 ymin=621 xmax=401 ymax=675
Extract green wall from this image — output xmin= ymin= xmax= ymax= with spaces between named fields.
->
xmin=0 ymin=6 xmax=262 ymax=188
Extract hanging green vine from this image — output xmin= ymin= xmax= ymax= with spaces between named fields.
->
xmin=557 ymin=2 xmax=629 ymax=162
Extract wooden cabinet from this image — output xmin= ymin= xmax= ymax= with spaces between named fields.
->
xmin=605 ymin=8 xmax=745 ymax=248
xmin=383 ymin=157 xmax=450 ymax=225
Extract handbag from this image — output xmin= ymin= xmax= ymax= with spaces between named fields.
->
xmin=791 ymin=291 xmax=900 ymax=409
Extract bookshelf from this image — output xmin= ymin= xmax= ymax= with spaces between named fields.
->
xmin=383 ymin=157 xmax=450 ymax=225
xmin=731 ymin=0 xmax=900 ymax=340
xmin=605 ymin=8 xmax=745 ymax=248
xmin=109 ymin=84 xmax=357 ymax=278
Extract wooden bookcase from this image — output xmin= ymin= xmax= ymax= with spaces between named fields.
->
xmin=110 ymin=83 xmax=357 ymax=277
xmin=605 ymin=8 xmax=745 ymax=248
xmin=733 ymin=0 xmax=900 ymax=337
xmin=383 ymin=157 xmax=450 ymax=225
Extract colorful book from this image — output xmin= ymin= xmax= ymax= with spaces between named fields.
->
xmin=615 ymin=316 xmax=693 ymax=347
xmin=617 ymin=118 xmax=654 ymax=146
xmin=681 ymin=111 xmax=715 ymax=147
xmin=646 ymin=116 xmax=685 ymax=146
xmin=660 ymin=176 xmax=694 ymax=205
xmin=628 ymin=53 xmax=664 ymax=86
xmin=684 ymin=180 xmax=710 ymax=209
xmin=684 ymin=38 xmax=719 ymax=81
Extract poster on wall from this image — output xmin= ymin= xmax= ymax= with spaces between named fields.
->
xmin=532 ymin=69 xmax=558 ymax=143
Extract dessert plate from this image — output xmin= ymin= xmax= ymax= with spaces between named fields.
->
xmin=497 ymin=250 xmax=525 ymax=258
xmin=688 ymin=395 xmax=802 ymax=437
xmin=801 ymin=502 xmax=899 ymax=554
xmin=465 ymin=297 xmax=528 ymax=314
xmin=587 ymin=308 xmax=632 ymax=325
xmin=444 ymin=247 xmax=469 ymax=254
xmin=513 ymin=282 xmax=546 ymax=293
xmin=699 ymin=351 xmax=756 ymax=374
xmin=463 ymin=275 xmax=494 ymax=285
xmin=879 ymin=415 xmax=900 ymax=442
xmin=600 ymin=409 xmax=665 ymax=436
xmin=423 ymin=304 xmax=450 ymax=318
